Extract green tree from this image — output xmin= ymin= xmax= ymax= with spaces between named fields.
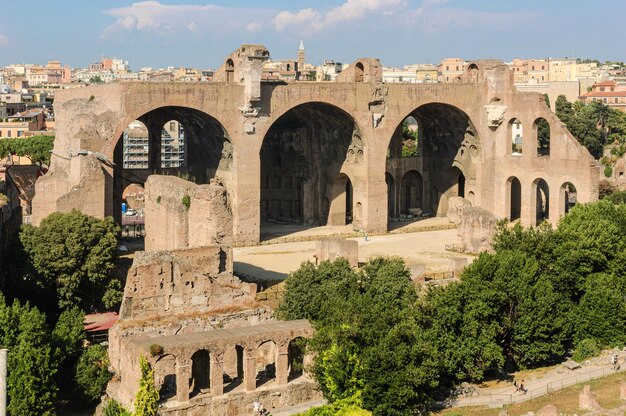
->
xmin=20 ymin=210 xmax=121 ymax=311
xmin=401 ymin=119 xmax=418 ymax=157
xmin=75 ymin=344 xmax=112 ymax=401
xmin=574 ymin=273 xmax=626 ymax=346
xmin=134 ymin=356 xmax=159 ymax=416
xmin=280 ymin=258 xmax=441 ymax=415
xmin=555 ymin=95 xmax=574 ymax=125
xmin=103 ymin=399 xmax=132 ymax=416
xmin=52 ymin=307 xmax=86 ymax=399
xmin=89 ymin=75 xmax=104 ymax=84
xmin=0 ymin=295 xmax=58 ymax=416
xmin=0 ymin=135 xmax=54 ymax=165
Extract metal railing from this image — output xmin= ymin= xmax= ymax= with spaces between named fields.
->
xmin=452 ymin=365 xmax=625 ymax=408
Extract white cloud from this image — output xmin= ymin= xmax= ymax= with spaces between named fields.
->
xmin=272 ymin=0 xmax=407 ymax=32
xmin=408 ymin=0 xmax=535 ymax=33
xmin=272 ymin=8 xmax=320 ymax=32
xmin=246 ymin=22 xmax=261 ymax=32
xmin=411 ymin=6 xmax=535 ymax=33
xmin=0 ymin=34 xmax=8 ymax=46
xmin=101 ymin=1 xmax=270 ymax=38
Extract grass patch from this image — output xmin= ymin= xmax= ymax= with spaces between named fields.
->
xmin=434 ymin=372 xmax=624 ymax=416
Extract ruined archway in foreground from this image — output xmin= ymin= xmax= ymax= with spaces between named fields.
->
xmin=259 ymin=102 xmax=362 ymax=240
xmin=386 ymin=104 xmax=480 ymax=229
xmin=112 ymin=106 xmax=233 ymax=226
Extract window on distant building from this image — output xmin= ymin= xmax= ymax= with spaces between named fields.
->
xmin=7 ymin=131 xmax=11 ymax=138
xmin=446 ymin=66 xmax=449 ymax=71
xmin=616 ymin=98 xmax=619 ymax=104
xmin=17 ymin=131 xmax=23 ymax=137
xmin=600 ymin=87 xmax=605 ymax=92
xmin=604 ymin=98 xmax=608 ymax=103
xmin=542 ymin=66 xmax=545 ymax=70
xmin=532 ymin=66 xmax=535 ymax=70
xmin=541 ymin=76 xmax=544 ymax=81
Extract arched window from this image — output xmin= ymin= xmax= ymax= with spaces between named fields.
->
xmin=560 ymin=182 xmax=577 ymax=216
xmin=161 ymin=120 xmax=185 ymax=168
xmin=534 ymin=117 xmax=550 ymax=156
xmin=122 ymin=120 xmax=149 ymax=169
xmin=509 ymin=118 xmax=523 ymax=155
xmin=225 ymin=59 xmax=234 ymax=83
xmin=532 ymin=178 xmax=550 ymax=225
xmin=355 ymin=62 xmax=364 ymax=82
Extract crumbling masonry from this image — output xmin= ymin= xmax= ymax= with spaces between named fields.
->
xmin=107 ymin=176 xmax=318 ymax=415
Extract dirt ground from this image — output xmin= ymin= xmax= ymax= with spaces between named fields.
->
xmin=234 ymin=227 xmax=475 ymax=281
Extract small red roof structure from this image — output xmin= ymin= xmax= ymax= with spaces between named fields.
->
xmin=84 ymin=311 xmax=119 ymax=332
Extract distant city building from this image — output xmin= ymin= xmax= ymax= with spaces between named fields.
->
xmin=580 ymin=80 xmax=626 ymax=112
xmin=549 ymin=58 xmax=598 ymax=82
xmin=438 ymin=58 xmax=465 ymax=82
xmin=26 ymin=61 xmax=71 ymax=86
xmin=383 ymin=64 xmax=437 ymax=83
xmin=316 ymin=60 xmax=343 ymax=81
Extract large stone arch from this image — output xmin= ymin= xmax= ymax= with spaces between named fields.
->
xmin=258 ymin=101 xmax=366 ymax=238
xmin=111 ymin=105 xmax=235 ymax=226
xmin=385 ymin=102 xmax=483 ymax=221
xmin=107 ymin=101 xmax=234 ymax=160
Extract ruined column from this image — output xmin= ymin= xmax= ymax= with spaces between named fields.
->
xmin=276 ymin=349 xmax=289 ymax=385
xmin=210 ymin=355 xmax=223 ymax=396
xmin=0 ymin=349 xmax=6 ymax=416
xmin=244 ymin=353 xmax=256 ymax=392
xmin=176 ymin=361 xmax=191 ymax=402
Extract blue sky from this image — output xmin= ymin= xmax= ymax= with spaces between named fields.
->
xmin=1 ymin=0 xmax=625 ymax=69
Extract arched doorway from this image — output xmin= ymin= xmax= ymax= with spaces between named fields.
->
xmin=400 ymin=170 xmax=423 ymax=216
xmin=259 ymin=103 xmax=362 ymax=239
xmin=507 ymin=177 xmax=522 ymax=221
xmin=190 ymin=350 xmax=210 ymax=397
xmin=532 ymin=178 xmax=550 ymax=226
xmin=255 ymin=340 xmax=277 ymax=388
xmin=288 ymin=338 xmax=306 ymax=381
xmin=223 ymin=345 xmax=245 ymax=393
xmin=154 ymin=354 xmax=177 ymax=402
xmin=560 ymin=182 xmax=577 ymax=216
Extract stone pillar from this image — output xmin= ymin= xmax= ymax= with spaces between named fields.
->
xmin=0 ymin=349 xmax=7 ymax=416
xmin=176 ymin=361 xmax=190 ymax=402
xmin=210 ymin=355 xmax=223 ymax=396
xmin=276 ymin=349 xmax=289 ymax=385
xmin=232 ymin=130 xmax=262 ymax=245
xmin=244 ymin=353 xmax=256 ymax=392
xmin=521 ymin=179 xmax=534 ymax=227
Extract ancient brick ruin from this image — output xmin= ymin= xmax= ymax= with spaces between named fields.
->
xmin=106 ymin=176 xmax=318 ymax=414
xmin=32 ymin=45 xmax=598 ymax=246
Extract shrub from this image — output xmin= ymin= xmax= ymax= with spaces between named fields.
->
xmin=103 ymin=399 xmax=131 ymax=416
xmin=149 ymin=344 xmax=164 ymax=357
xmin=572 ymin=338 xmax=600 ymax=362
xmin=181 ymin=195 xmax=191 ymax=210
xmin=75 ymin=344 xmax=112 ymax=401
xmin=604 ymin=164 xmax=613 ymax=178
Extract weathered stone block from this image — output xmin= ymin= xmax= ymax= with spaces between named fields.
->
xmin=316 ymin=238 xmax=359 ymax=267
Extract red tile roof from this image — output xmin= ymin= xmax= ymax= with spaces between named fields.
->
xmin=581 ymin=91 xmax=626 ymax=97
xmin=84 ymin=311 xmax=118 ymax=332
